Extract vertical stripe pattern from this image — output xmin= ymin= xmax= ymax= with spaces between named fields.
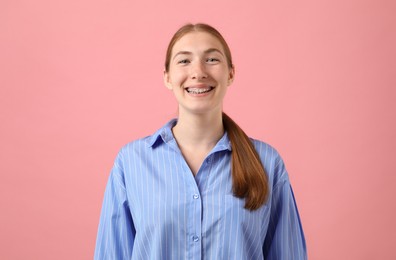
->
xmin=94 ymin=119 xmax=307 ymax=260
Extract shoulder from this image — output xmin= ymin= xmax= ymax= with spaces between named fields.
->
xmin=249 ymin=137 xmax=289 ymax=187
xmin=249 ymin=138 xmax=282 ymax=162
xmin=110 ymin=135 xmax=152 ymax=166
xmin=122 ymin=136 xmax=152 ymax=151
xmin=117 ymin=118 xmax=177 ymax=159
xmin=110 ymin=136 xmax=160 ymax=178
xmin=112 ymin=119 xmax=175 ymax=167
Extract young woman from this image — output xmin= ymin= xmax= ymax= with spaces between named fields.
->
xmin=95 ymin=23 xmax=307 ymax=260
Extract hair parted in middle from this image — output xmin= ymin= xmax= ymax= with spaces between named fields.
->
xmin=165 ymin=23 xmax=269 ymax=211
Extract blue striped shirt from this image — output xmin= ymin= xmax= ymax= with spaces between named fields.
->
xmin=95 ymin=119 xmax=307 ymax=259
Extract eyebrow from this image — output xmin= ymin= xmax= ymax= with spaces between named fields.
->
xmin=172 ymin=48 xmax=225 ymax=61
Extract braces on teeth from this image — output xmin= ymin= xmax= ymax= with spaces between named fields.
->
xmin=187 ymin=87 xmax=213 ymax=94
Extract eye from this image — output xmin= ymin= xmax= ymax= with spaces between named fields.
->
xmin=206 ymin=58 xmax=220 ymax=63
xmin=177 ymin=59 xmax=190 ymax=64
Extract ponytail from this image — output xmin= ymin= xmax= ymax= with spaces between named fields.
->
xmin=222 ymin=112 xmax=269 ymax=211
xmin=165 ymin=23 xmax=268 ymax=210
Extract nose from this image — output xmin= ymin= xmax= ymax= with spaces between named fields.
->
xmin=190 ymin=61 xmax=208 ymax=80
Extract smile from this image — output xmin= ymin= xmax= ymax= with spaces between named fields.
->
xmin=185 ymin=86 xmax=215 ymax=94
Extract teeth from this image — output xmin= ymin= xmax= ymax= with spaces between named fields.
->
xmin=186 ymin=87 xmax=213 ymax=94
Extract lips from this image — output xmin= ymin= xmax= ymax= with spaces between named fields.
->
xmin=185 ymin=85 xmax=215 ymax=94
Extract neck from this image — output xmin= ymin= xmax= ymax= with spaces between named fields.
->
xmin=172 ymin=110 xmax=224 ymax=150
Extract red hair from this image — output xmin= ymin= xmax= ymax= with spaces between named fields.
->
xmin=165 ymin=24 xmax=268 ymax=210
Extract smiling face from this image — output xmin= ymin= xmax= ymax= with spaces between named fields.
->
xmin=164 ymin=31 xmax=235 ymax=116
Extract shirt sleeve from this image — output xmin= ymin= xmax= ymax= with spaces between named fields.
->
xmin=94 ymin=151 xmax=135 ymax=260
xmin=263 ymin=156 xmax=307 ymax=260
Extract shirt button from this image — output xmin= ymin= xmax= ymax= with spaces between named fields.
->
xmin=192 ymin=235 xmax=199 ymax=242
xmin=193 ymin=194 xmax=199 ymax=199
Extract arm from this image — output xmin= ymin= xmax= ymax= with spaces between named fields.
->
xmin=263 ymin=157 xmax=307 ymax=260
xmin=94 ymin=152 xmax=135 ymax=260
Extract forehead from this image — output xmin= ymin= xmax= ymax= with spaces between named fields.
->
xmin=172 ymin=31 xmax=225 ymax=54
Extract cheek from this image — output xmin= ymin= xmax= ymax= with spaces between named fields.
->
xmin=215 ymin=74 xmax=231 ymax=85
xmin=212 ymin=67 xmax=231 ymax=81
xmin=169 ymin=71 xmax=186 ymax=85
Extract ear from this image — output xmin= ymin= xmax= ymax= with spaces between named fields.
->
xmin=227 ymin=65 xmax=235 ymax=86
xmin=163 ymin=70 xmax=173 ymax=90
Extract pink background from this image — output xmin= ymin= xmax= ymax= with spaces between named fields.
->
xmin=1 ymin=0 xmax=395 ymax=259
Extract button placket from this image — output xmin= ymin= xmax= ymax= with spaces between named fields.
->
xmin=206 ymin=156 xmax=213 ymax=164
xmin=189 ymin=188 xmax=202 ymax=258
xmin=192 ymin=235 xmax=200 ymax=242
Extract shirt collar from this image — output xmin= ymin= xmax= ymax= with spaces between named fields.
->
xmin=148 ymin=118 xmax=232 ymax=152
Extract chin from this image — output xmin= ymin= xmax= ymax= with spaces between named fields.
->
xmin=181 ymin=105 xmax=222 ymax=116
